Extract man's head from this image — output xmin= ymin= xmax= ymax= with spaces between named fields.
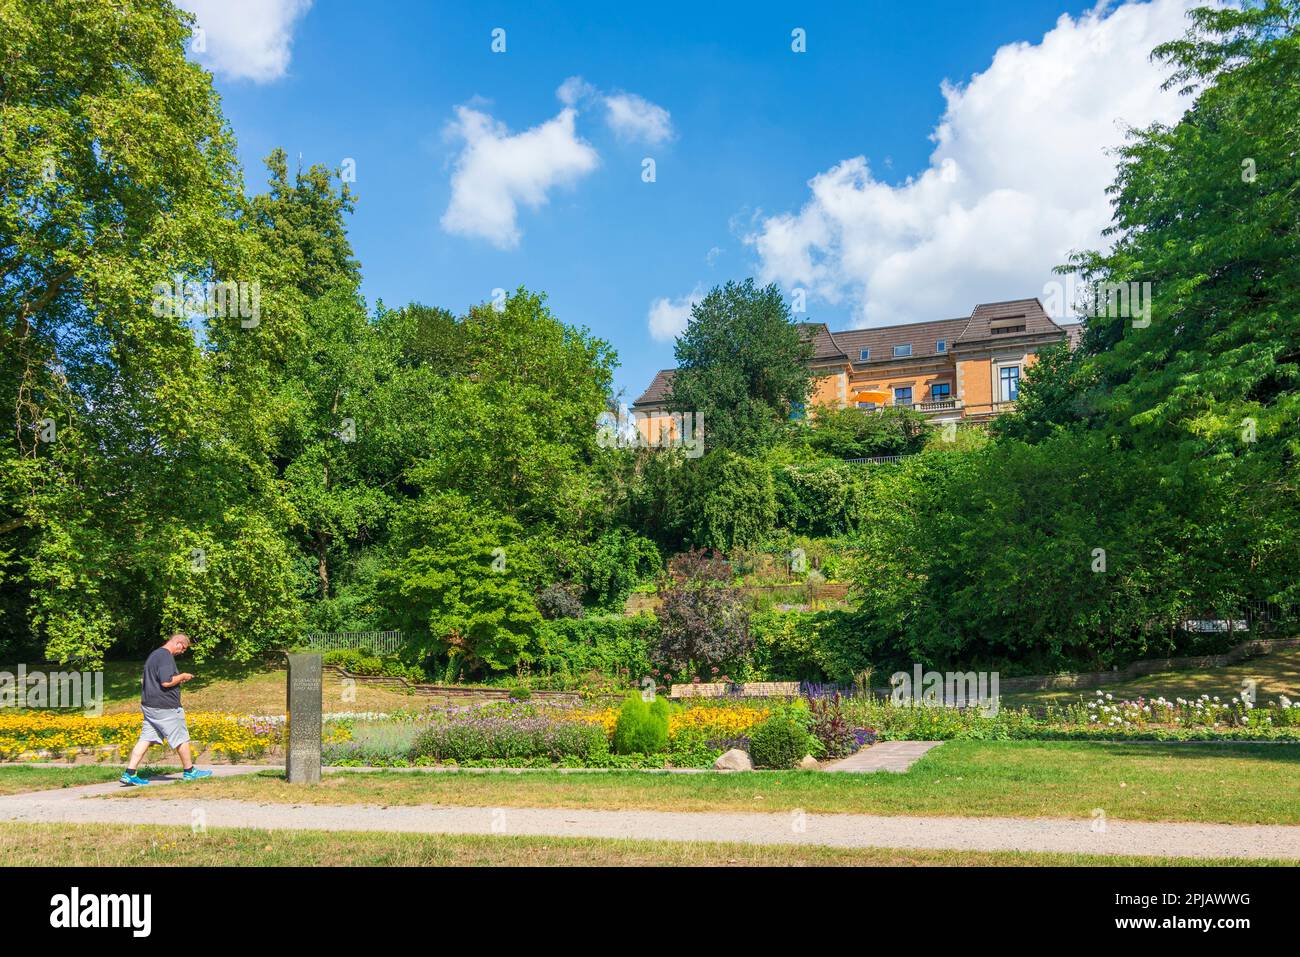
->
xmin=163 ymin=633 xmax=191 ymax=656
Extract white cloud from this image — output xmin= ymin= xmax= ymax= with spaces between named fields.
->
xmin=604 ymin=92 xmax=674 ymax=146
xmin=746 ymin=0 xmax=1197 ymax=326
xmin=557 ymin=76 xmax=597 ymax=107
xmin=440 ymin=105 xmax=600 ymax=249
xmin=178 ymin=0 xmax=313 ymax=83
xmin=557 ymin=76 xmax=674 ymax=145
xmin=648 ymin=285 xmax=704 ymax=342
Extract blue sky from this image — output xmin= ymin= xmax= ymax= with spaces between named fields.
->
xmin=184 ymin=0 xmax=1196 ymax=402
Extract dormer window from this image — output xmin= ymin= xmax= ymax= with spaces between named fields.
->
xmin=859 ymin=348 xmax=870 ymax=362
xmin=990 ymin=317 xmax=1026 ymax=335
xmin=936 ymin=340 xmax=946 ymax=353
xmin=892 ymin=343 xmax=912 ymax=358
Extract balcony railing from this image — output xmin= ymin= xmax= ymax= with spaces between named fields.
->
xmin=855 ymin=399 xmax=962 ymax=415
xmin=917 ymin=399 xmax=959 ymax=412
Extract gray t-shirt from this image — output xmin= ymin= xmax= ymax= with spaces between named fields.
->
xmin=141 ymin=647 xmax=181 ymax=709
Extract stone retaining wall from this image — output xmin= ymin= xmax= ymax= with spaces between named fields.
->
xmin=321 ymin=666 xmax=582 ymax=705
xmin=995 ymin=637 xmax=1300 ymax=692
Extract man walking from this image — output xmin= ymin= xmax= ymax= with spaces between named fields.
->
xmin=120 ymin=632 xmax=213 ymax=785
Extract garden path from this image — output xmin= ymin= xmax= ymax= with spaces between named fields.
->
xmin=823 ymin=741 xmax=943 ymax=772
xmin=2 ymin=768 xmax=1297 ymax=860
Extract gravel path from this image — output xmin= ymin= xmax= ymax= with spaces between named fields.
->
xmin=1 ymin=768 xmax=1296 ymax=860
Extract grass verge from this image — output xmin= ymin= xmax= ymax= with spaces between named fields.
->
xmin=1003 ymin=649 xmax=1300 ymax=709
xmin=0 ymin=822 xmax=1287 ymax=866
xmin=111 ymin=741 xmax=1300 ymax=825
xmin=0 ymin=765 xmax=163 ymax=795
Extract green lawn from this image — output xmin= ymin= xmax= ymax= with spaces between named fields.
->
xmin=5 ymin=658 xmax=422 ymax=715
xmin=0 ymin=822 xmax=1285 ymax=867
xmin=1002 ymin=648 xmax=1300 ymax=710
xmin=10 ymin=647 xmax=1295 ymax=720
xmin=0 ymin=764 xmax=152 ymax=795
xmin=114 ymin=740 xmax=1300 ymax=825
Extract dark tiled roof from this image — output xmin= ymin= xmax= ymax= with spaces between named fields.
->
xmin=633 ymin=368 xmax=675 ymax=407
xmin=828 ymin=317 xmax=968 ymax=365
xmin=1063 ymin=322 xmax=1084 ymax=349
xmin=632 ymin=297 xmax=1068 ymax=407
xmin=954 ymin=298 xmax=1061 ymax=343
xmin=797 ymin=322 xmax=850 ymax=362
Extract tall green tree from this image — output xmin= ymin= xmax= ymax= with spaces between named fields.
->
xmin=667 ymin=279 xmax=812 ymax=454
xmin=0 ymin=0 xmax=304 ymax=662
xmin=378 ymin=493 xmax=544 ymax=678
xmin=250 ymin=149 xmax=360 ymax=300
xmin=406 ymin=288 xmax=615 ymax=531
xmin=247 ymin=151 xmax=389 ymax=604
xmin=1007 ymin=0 xmax=1300 ymax=611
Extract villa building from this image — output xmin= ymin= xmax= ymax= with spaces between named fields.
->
xmin=632 ymin=297 xmax=1081 ymax=439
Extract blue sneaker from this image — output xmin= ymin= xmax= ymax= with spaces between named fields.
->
xmin=182 ymin=767 xmax=212 ymax=781
xmin=120 ymin=771 xmax=150 ymax=786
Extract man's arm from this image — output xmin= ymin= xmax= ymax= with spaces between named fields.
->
xmin=160 ymin=673 xmax=194 ymax=689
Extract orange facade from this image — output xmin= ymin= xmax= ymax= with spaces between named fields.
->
xmin=631 ymin=298 xmax=1077 ymax=437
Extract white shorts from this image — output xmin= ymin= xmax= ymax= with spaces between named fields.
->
xmin=138 ymin=706 xmax=190 ymax=748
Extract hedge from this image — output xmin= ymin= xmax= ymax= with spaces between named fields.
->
xmin=750 ymin=609 xmax=877 ymax=683
xmin=533 ymin=613 xmax=658 ymax=681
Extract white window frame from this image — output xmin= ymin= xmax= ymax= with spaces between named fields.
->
xmin=892 ymin=343 xmax=912 ymax=358
xmin=999 ymin=365 xmax=1020 ymax=402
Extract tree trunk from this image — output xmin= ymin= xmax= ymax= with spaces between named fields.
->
xmin=316 ymin=531 xmax=329 ymax=599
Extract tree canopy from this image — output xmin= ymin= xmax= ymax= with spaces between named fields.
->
xmin=666 ymin=279 xmax=812 ymax=454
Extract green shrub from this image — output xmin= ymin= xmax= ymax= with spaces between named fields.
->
xmin=774 ymin=462 xmax=868 ymax=536
xmin=749 ymin=712 xmax=816 ymax=768
xmin=750 ymin=610 xmax=878 ymax=683
xmin=411 ymin=717 xmax=608 ymax=763
xmin=322 ymin=721 xmax=425 ymax=767
xmin=807 ymin=405 xmax=930 ymax=458
xmin=611 ymin=693 xmax=671 ymax=755
xmin=571 ymin=529 xmax=662 ymax=611
xmin=686 ymin=449 xmax=778 ymax=551
xmin=322 ymin=648 xmax=426 ymax=682
xmin=534 ymin=614 xmax=658 ymax=682
xmin=665 ymin=725 xmax=724 ymax=768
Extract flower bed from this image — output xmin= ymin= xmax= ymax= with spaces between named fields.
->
xmin=836 ymin=692 xmax=1300 ymax=742
xmin=8 ymin=689 xmax=1294 ymax=768
xmin=564 ymin=699 xmax=771 ymax=742
xmin=320 ymin=700 xmax=767 ymax=769
xmin=0 ymin=712 xmax=284 ymax=761
xmin=411 ymin=715 xmax=607 ymax=764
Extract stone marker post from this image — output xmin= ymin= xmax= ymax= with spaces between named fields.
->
xmin=286 ymin=653 xmax=322 ymax=784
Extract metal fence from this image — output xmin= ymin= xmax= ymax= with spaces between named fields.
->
xmin=843 ymin=454 xmax=909 ymax=465
xmin=1176 ymin=601 xmax=1300 ymax=636
xmin=303 ymin=630 xmax=406 ymax=655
